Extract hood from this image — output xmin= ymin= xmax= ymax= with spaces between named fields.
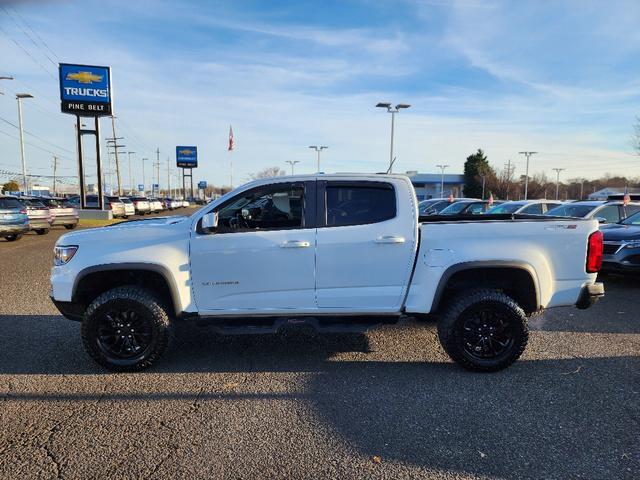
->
xmin=56 ymin=215 xmax=191 ymax=247
xmin=601 ymin=224 xmax=640 ymax=241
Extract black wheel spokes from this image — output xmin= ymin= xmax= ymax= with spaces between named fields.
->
xmin=97 ymin=308 xmax=153 ymax=359
xmin=462 ymin=306 xmax=514 ymax=359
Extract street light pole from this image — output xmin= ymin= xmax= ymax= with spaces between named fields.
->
xmin=436 ymin=164 xmax=449 ymax=197
xmin=285 ymin=160 xmax=300 ymax=175
xmin=552 ymin=168 xmax=565 ymax=200
xmin=518 ymin=151 xmax=537 ymax=200
xmin=308 ymin=146 xmax=328 ymax=172
xmin=376 ymin=102 xmax=411 ymax=173
xmin=141 ymin=158 xmax=148 ymax=195
xmin=127 ymin=151 xmax=135 ymax=193
xmin=16 ymin=93 xmax=33 ymax=193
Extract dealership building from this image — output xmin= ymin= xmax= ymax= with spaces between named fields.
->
xmin=404 ymin=171 xmax=465 ymax=201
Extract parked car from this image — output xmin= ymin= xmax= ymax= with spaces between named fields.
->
xmin=439 ymin=199 xmax=505 ymax=215
xmin=170 ymin=198 xmax=182 ymax=209
xmin=0 ymin=196 xmax=29 ymax=241
xmin=486 ymin=200 xmax=562 ymax=215
xmin=40 ymin=197 xmax=79 ymax=230
xmin=85 ymin=195 xmax=127 ymax=218
xmin=119 ymin=197 xmax=136 ymax=218
xmin=600 ymin=210 xmax=640 ymax=273
xmin=131 ymin=196 xmax=151 ymax=215
xmin=418 ymin=197 xmax=479 ymax=215
xmin=545 ymin=201 xmax=640 ymax=224
xmin=51 ymin=173 xmax=603 ymax=372
xmin=19 ymin=197 xmax=52 ymax=235
xmin=182 ymin=200 xmax=190 ymax=207
xmin=149 ymin=198 xmax=163 ymax=213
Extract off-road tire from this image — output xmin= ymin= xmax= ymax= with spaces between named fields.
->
xmin=81 ymin=286 xmax=171 ymax=372
xmin=5 ymin=234 xmax=22 ymax=241
xmin=35 ymin=228 xmax=49 ymax=235
xmin=437 ymin=289 xmax=528 ymax=372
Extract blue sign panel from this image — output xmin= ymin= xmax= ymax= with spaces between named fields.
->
xmin=198 ymin=181 xmax=207 ymax=189
xmin=176 ymin=146 xmax=197 ymax=168
xmin=138 ymin=184 xmax=144 ymax=191
xmin=59 ymin=63 xmax=112 ymax=116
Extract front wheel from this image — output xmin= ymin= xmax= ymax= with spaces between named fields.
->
xmin=64 ymin=224 xmax=77 ymax=230
xmin=35 ymin=228 xmax=49 ymax=235
xmin=4 ymin=233 xmax=22 ymax=242
xmin=81 ymin=286 xmax=171 ymax=372
xmin=437 ymin=289 xmax=528 ymax=372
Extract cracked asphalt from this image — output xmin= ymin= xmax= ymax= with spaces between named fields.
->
xmin=0 ymin=212 xmax=638 ymax=479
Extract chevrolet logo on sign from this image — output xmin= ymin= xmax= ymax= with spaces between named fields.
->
xmin=178 ymin=149 xmax=195 ymax=155
xmin=66 ymin=71 xmax=103 ymax=84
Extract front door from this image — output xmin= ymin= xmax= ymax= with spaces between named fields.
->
xmin=190 ymin=181 xmax=317 ymax=314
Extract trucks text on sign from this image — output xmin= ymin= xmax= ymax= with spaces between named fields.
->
xmin=59 ymin=63 xmax=112 ymax=116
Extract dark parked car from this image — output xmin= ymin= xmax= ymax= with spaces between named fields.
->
xmin=418 ymin=197 xmax=479 ymax=215
xmin=600 ymin=211 xmax=640 ymax=273
xmin=0 ymin=196 xmax=29 ymax=241
xmin=439 ymin=199 xmax=505 ymax=215
xmin=545 ymin=201 xmax=640 ymax=224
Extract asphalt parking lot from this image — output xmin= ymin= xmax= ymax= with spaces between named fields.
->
xmin=0 ymin=215 xmax=638 ymax=479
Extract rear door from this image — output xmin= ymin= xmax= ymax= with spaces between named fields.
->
xmin=315 ymin=179 xmax=417 ymax=311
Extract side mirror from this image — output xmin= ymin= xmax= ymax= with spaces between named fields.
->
xmin=595 ymin=217 xmax=607 ymax=224
xmin=201 ymin=211 xmax=218 ymax=232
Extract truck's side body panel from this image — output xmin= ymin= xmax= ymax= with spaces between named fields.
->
xmin=405 ymin=219 xmax=599 ymax=314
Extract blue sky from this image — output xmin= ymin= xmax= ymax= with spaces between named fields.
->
xmin=1 ymin=0 xmax=639 ymax=190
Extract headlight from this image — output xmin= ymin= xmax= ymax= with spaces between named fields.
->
xmin=54 ymin=245 xmax=78 ymax=266
xmin=623 ymin=240 xmax=640 ymax=249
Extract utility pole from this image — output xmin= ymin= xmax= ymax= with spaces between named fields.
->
xmin=285 ymin=160 xmax=300 ymax=175
xmin=436 ymin=164 xmax=449 ymax=197
xmin=155 ymin=148 xmax=160 ymax=196
xmin=109 ymin=115 xmax=123 ymax=195
xmin=518 ymin=151 xmax=537 ymax=200
xmin=503 ymin=159 xmax=515 ymax=200
xmin=376 ymin=102 xmax=411 ymax=173
xmin=167 ymin=156 xmax=171 ymax=198
xmin=308 ymin=146 xmax=328 ymax=172
xmin=52 ymin=156 xmax=58 ymax=196
xmin=16 ymin=93 xmax=33 ymax=193
xmin=552 ymin=168 xmax=565 ymax=200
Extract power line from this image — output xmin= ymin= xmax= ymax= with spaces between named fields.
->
xmin=0 ymin=24 xmax=56 ymax=80
xmin=6 ymin=4 xmax=60 ymax=62
xmin=0 ymin=115 xmax=75 ymax=154
xmin=1 ymin=5 xmax=58 ymax=68
xmin=0 ymin=127 xmax=75 ymax=163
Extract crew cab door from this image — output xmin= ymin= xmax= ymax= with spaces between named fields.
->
xmin=315 ymin=180 xmax=418 ymax=311
xmin=190 ymin=181 xmax=317 ymax=313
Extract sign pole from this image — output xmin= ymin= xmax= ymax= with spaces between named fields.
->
xmin=182 ymin=168 xmax=186 ymax=200
xmin=94 ymin=116 xmax=104 ymax=210
xmin=76 ymin=115 xmax=86 ymax=209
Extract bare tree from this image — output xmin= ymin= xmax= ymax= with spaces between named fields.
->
xmin=249 ymin=167 xmax=286 ymax=180
xmin=633 ymin=117 xmax=640 ymax=155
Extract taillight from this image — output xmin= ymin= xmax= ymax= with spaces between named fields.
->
xmin=19 ymin=208 xmax=27 ymax=214
xmin=586 ymin=230 xmax=603 ymax=273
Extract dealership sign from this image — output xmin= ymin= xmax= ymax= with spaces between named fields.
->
xmin=176 ymin=146 xmax=197 ymax=168
xmin=198 ymin=180 xmax=207 ymax=189
xmin=59 ymin=63 xmax=112 ymax=116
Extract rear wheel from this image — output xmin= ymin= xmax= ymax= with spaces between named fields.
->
xmin=4 ymin=233 xmax=22 ymax=242
xmin=81 ymin=286 xmax=171 ymax=372
xmin=437 ymin=289 xmax=528 ymax=372
xmin=35 ymin=228 xmax=49 ymax=235
xmin=64 ymin=224 xmax=77 ymax=230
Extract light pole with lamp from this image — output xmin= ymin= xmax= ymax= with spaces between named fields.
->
xmin=285 ymin=160 xmax=300 ymax=175
xmin=436 ymin=164 xmax=449 ymax=197
xmin=16 ymin=93 xmax=34 ymax=193
xmin=127 ymin=151 xmax=135 ymax=194
xmin=308 ymin=146 xmax=328 ymax=172
xmin=141 ymin=158 xmax=148 ymax=195
xmin=376 ymin=102 xmax=410 ymax=173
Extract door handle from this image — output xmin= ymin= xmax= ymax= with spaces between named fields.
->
xmin=374 ymin=235 xmax=405 ymax=244
xmin=280 ymin=240 xmax=311 ymax=248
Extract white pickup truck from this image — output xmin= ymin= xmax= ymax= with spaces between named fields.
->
xmin=51 ymin=174 xmax=604 ymax=372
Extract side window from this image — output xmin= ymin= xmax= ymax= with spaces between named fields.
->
xmin=622 ymin=205 xmax=640 ymax=219
xmin=595 ymin=205 xmax=620 ymax=223
xmin=544 ymin=203 xmax=561 ymax=213
xmin=216 ymin=184 xmax=304 ymax=232
xmin=522 ymin=203 xmax=543 ymax=214
xmin=467 ymin=203 xmax=486 ymax=214
xmin=326 ymin=183 xmax=396 ymax=227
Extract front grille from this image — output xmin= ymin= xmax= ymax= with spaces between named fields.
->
xmin=603 ymin=243 xmax=621 ymax=255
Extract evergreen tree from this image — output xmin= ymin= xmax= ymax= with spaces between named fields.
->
xmin=463 ymin=149 xmax=494 ymax=198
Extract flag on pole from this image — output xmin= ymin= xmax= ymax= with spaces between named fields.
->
xmin=228 ymin=125 xmax=235 ymax=151
xmin=623 ymin=186 xmax=630 ymax=206
xmin=447 ymin=193 xmax=454 ymax=202
xmin=488 ymin=192 xmax=494 ymax=206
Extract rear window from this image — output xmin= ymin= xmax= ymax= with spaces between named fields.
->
xmin=545 ymin=204 xmax=595 ymax=217
xmin=23 ymin=199 xmax=46 ymax=208
xmin=120 ymin=198 xmax=133 ymax=204
xmin=440 ymin=201 xmax=472 ymax=215
xmin=0 ymin=198 xmax=23 ymax=209
xmin=326 ymin=183 xmax=396 ymax=227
